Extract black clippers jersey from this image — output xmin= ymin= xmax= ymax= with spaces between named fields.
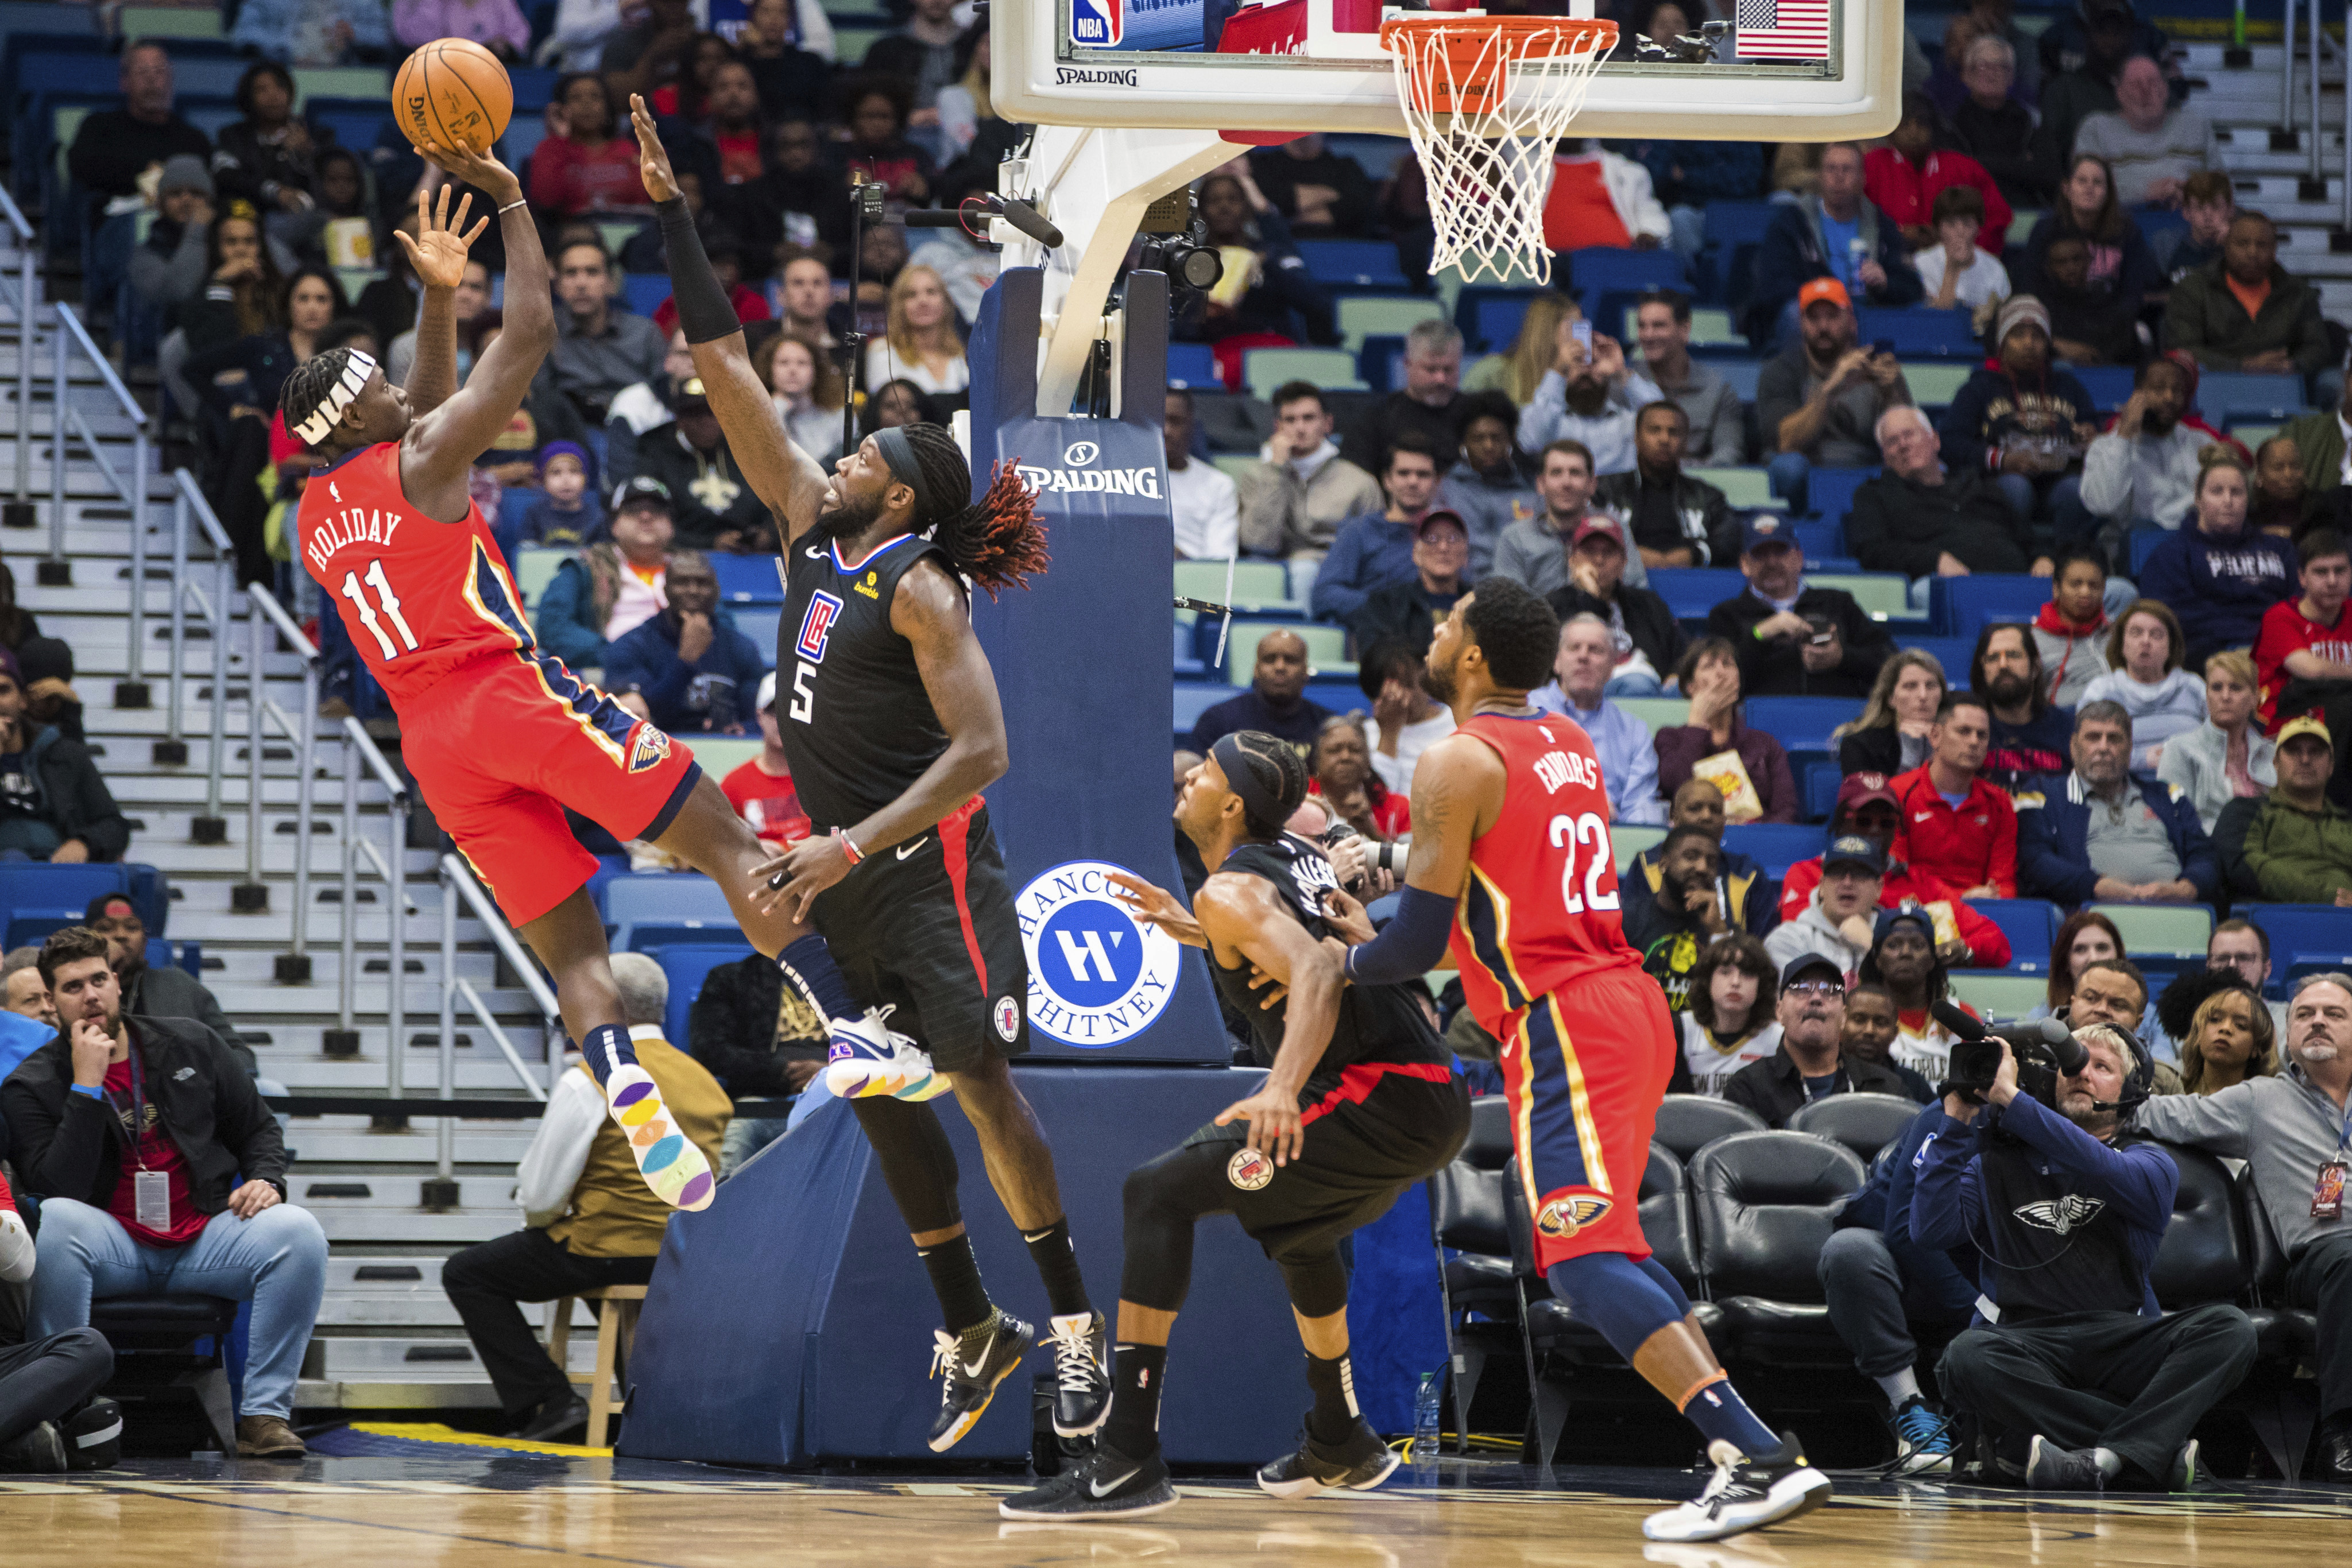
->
xmin=1211 ymin=834 xmax=1450 ymax=1101
xmin=777 ymin=532 xmax=957 ymax=831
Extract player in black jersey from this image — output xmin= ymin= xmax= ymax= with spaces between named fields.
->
xmin=1000 ymin=731 xmax=1472 ymax=1520
xmin=627 ymin=104 xmax=1108 ymax=1451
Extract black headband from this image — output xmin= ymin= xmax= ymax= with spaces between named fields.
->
xmin=873 ymin=425 xmax=931 ymax=516
xmin=1210 ymin=734 xmax=1289 ymax=830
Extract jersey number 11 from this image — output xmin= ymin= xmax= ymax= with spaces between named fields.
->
xmin=341 ymin=559 xmax=419 ymax=659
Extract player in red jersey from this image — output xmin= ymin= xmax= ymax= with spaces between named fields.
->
xmin=1318 ymin=579 xmax=1829 ymax=1542
xmin=283 ymin=144 xmax=903 ymax=1224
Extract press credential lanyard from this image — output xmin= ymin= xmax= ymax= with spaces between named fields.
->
xmin=102 ymin=1045 xmax=170 ymax=1230
xmin=2311 ymin=1087 xmax=2350 ymax=1222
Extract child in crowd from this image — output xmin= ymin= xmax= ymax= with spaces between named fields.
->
xmin=1916 ymin=185 xmax=2010 ymax=312
xmin=2250 ymin=435 xmax=2312 ymax=541
xmin=518 ymin=442 xmax=604 ymax=548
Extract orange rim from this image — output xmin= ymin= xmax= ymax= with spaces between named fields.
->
xmin=1378 ymin=16 xmax=1616 ymax=114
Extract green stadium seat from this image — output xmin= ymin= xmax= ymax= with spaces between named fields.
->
xmin=1336 ymin=295 xmax=1447 ymax=353
xmin=688 ymin=737 xmax=763 ymax=779
xmin=510 ymin=548 xmax=572 ymax=607
xmin=1223 ymin=623 xmax=1351 ymax=686
xmin=1212 ymin=454 xmax=1258 ymax=482
xmin=1808 ymin=572 xmax=1916 ymax=620
xmin=2087 ymin=903 xmax=2214 ymax=961
xmin=1618 ymin=698 xmax=1692 ymax=734
xmin=1948 ymin=971 xmax=2053 ymax=1022
xmin=1612 ymin=824 xmax=1665 ymax=873
xmin=1175 ymin=559 xmax=1294 ymax=611
xmin=120 ymin=5 xmax=223 ymax=36
xmin=1901 ymin=363 xmax=1976 ymax=408
xmin=1688 ymin=467 xmax=1774 ymax=509
xmin=291 ymin=67 xmax=388 ymax=104
xmin=1243 ymin=347 xmax=1365 ymax=401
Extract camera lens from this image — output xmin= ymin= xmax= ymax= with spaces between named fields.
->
xmin=1175 ymin=246 xmax=1224 ymax=291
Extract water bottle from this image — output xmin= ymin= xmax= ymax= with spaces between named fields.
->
xmin=1413 ymin=1368 xmax=1445 ymax=1459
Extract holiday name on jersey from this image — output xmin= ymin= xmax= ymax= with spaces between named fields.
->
xmin=306 ymin=503 xmax=405 ymax=578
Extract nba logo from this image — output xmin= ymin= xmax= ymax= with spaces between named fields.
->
xmin=796 ymin=591 xmax=844 ymax=661
xmin=1071 ymin=0 xmax=1122 ymax=47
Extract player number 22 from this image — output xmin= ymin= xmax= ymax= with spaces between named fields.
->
xmin=340 ymin=559 xmax=419 ymax=660
xmin=1548 ymin=811 xmax=1618 ymax=915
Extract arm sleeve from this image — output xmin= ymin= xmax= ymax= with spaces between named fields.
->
xmin=2014 ymin=802 xmax=2099 ymax=903
xmin=1757 ymin=740 xmax=1800 ymax=823
xmin=518 ymin=1070 xmax=605 ymax=1226
xmin=1951 ymin=892 xmax=2012 ymax=966
xmin=1342 ymin=885 xmax=1457 ymax=986
xmin=2290 ymin=287 xmax=2334 ymax=377
xmin=0 ymin=1208 xmax=32 ymax=1286
xmin=1308 ymin=524 xmax=1372 ymax=621
xmin=210 ymin=1033 xmax=289 ymax=1194
xmin=1618 ymin=735 xmax=1665 ymax=826
xmin=1719 ymin=1068 xmax=1775 ymax=1126
xmin=2127 ymin=1083 xmax=2253 ymax=1157
xmin=56 ymin=748 xmax=131 ymax=861
xmin=2245 ymin=804 xmax=2344 ymax=902
xmin=1753 ymin=358 xmax=1805 ymax=452
xmin=1985 ymin=796 xmax=2018 ymax=897
xmin=2171 ymin=793 xmax=2219 ymax=902
xmin=1702 ymin=383 xmax=1745 ymax=467
xmin=1844 ymin=485 xmax=1941 ymax=578
xmin=2161 ymin=278 xmax=2218 ymax=363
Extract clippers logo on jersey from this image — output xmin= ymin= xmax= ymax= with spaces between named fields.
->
xmin=993 ymin=995 xmax=1021 ymax=1043
xmin=1227 ymin=1147 xmax=1274 ymax=1191
xmin=1015 ymin=859 xmax=1181 ymax=1047
xmin=1070 ymin=0 xmax=1123 ymax=47
xmin=795 ymin=591 xmax=845 ymax=661
xmin=626 ymin=725 xmax=672 ymax=775
xmin=1534 ymin=1192 xmax=1613 ymax=1238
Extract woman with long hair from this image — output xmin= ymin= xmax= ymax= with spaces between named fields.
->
xmin=1677 ymin=934 xmax=1783 ymax=1095
xmin=864 ymin=264 xmax=968 ymax=396
xmin=765 ymin=327 xmax=844 ymax=465
xmin=527 ymin=72 xmax=650 ymax=215
xmin=2078 ymin=598 xmax=2205 ymax=772
xmin=2021 ymin=153 xmax=2159 ymax=310
xmin=1655 ymin=638 xmax=1800 ymax=822
xmin=2156 ymin=649 xmax=2275 ymax=833
xmin=1836 ymin=649 xmax=1947 ymax=776
xmin=214 ymin=59 xmax=319 ymax=240
xmin=2138 ymin=447 xmax=2301 ymax=671
xmin=859 ymin=375 xmax=933 ymax=438
xmin=184 ymin=207 xmax=288 ymax=349
xmin=1464 ymin=292 xmax=1578 ymax=405
xmin=1307 ymin=715 xmax=1410 ymax=841
xmin=2177 ymin=984 xmax=2277 ymax=1094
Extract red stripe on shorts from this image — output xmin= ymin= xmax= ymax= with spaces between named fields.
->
xmin=937 ymin=795 xmax=988 ymax=995
xmin=1298 ymin=1059 xmax=1454 ymax=1127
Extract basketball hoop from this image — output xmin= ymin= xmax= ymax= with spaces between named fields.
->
xmin=1379 ymin=16 xmax=1616 ymax=285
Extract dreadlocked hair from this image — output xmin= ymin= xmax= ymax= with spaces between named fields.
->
xmin=277 ymin=347 xmax=361 ymax=448
xmin=1228 ymin=729 xmax=1309 ymax=839
xmin=899 ymin=423 xmax=1050 ymax=598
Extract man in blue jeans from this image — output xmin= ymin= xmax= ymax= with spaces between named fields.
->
xmin=0 ymin=927 xmax=326 ymax=1459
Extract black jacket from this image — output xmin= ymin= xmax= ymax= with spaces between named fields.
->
xmin=1592 ymin=469 xmax=1738 ymax=567
xmin=1705 ymin=585 xmax=1894 ymax=698
xmin=2 ymin=1015 xmax=288 ymax=1214
xmin=1545 ymin=582 xmax=1689 ymax=684
xmin=1947 ymin=97 xmax=2047 ymax=207
xmin=1846 ymin=466 xmax=2037 ymax=578
xmin=686 ymin=952 xmax=825 ymax=1096
xmin=1838 ymin=723 xmax=1920 ymax=778
xmin=1339 ymin=390 xmax=1465 ymax=478
xmin=2213 ymin=793 xmax=2263 ymax=906
xmin=123 ymin=957 xmax=254 ymax=1075
xmin=632 ymin=424 xmax=773 ymax=549
xmin=66 ymin=110 xmax=210 ymax=202
xmin=1348 ymin=580 xmax=1460 ymax=658
xmin=210 ymin=119 xmax=326 ymax=211
xmin=6 ymin=723 xmax=131 ymax=861
xmin=1722 ymin=1045 xmax=1918 ymax=1128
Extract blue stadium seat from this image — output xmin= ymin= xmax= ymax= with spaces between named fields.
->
xmin=2070 ymin=365 xmax=2136 ymax=412
xmin=604 ymin=874 xmax=735 ymax=951
xmin=733 ymin=605 xmax=782 ymax=665
xmin=1174 ymin=622 xmax=1206 ymax=680
xmin=2245 ymin=905 xmax=2352 ymax=981
xmin=1801 ymin=759 xmax=1844 ymax=822
xmin=1707 ymin=360 xmax=1765 ymax=400
xmin=1792 ymin=519 xmax=1844 ymax=558
xmin=1972 ymin=900 xmax=2063 ymax=974
xmin=2198 ymin=372 xmax=2307 ymax=424
xmin=1563 ymin=247 xmax=1686 ymax=306
xmin=1804 ymin=467 xmax=1878 ymax=522
xmin=1294 ymin=239 xmax=1407 ymax=289
xmin=1929 ymin=574 xmax=2048 ymax=638
xmin=2129 ymin=525 xmax=2169 ymax=578
xmin=710 ymin=553 xmax=782 ymax=603
xmin=1856 ymin=307 xmax=1979 ymax=359
xmin=1743 ymin=698 xmax=1862 ymax=753
xmin=622 ymin=273 xmax=671 ymax=319
xmin=508 ymin=66 xmax=562 ymax=112
xmin=1647 ymin=567 xmax=1747 ymax=620
xmin=643 ymin=941 xmax=757 ymax=1048
xmin=1175 ymin=684 xmax=1240 ymax=745
xmin=1357 ymin=335 xmax=1408 ymax=394
xmin=1720 ymin=823 xmax=1827 ymax=881
xmin=1701 ymin=200 xmax=1780 ymax=250
xmin=1900 ymin=635 xmax=1979 ymax=682
xmin=1458 ymin=287 xmax=1541 ymax=354
xmin=1167 ymin=342 xmax=1217 ymax=389
xmin=0 ymin=864 xmax=134 ymax=951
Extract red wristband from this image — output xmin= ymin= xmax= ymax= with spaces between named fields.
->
xmin=834 ymin=828 xmax=864 ymax=866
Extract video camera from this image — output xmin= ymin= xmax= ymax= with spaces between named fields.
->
xmin=1932 ymin=1002 xmax=2086 ymax=1111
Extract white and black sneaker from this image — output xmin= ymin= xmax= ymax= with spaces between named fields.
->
xmin=1642 ymin=1432 xmax=1832 ymax=1543
xmin=927 ymin=1308 xmax=1034 ymax=1453
xmin=999 ymin=1442 xmax=1178 ymax=1519
xmin=1257 ymin=1416 xmax=1401 ymax=1499
xmin=1046 ymin=1311 xmax=1111 ymax=1438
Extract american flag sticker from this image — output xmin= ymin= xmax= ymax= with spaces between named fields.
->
xmin=1735 ymin=0 xmax=1831 ymax=59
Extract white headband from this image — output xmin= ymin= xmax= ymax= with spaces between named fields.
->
xmin=292 ymin=350 xmax=378 ymax=447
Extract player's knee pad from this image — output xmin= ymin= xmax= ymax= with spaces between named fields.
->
xmin=1545 ymin=1253 xmax=1686 ymax=1360
xmin=852 ymin=1096 xmax=962 ymax=1236
xmin=1276 ymin=1251 xmax=1351 ymax=1320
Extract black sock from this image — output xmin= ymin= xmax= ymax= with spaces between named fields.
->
xmin=1305 ymin=1352 xmax=1359 ymax=1445
xmin=916 ymin=1234 xmax=993 ymax=1335
xmin=1102 ymin=1342 xmax=1167 ymax=1458
xmin=1022 ymin=1217 xmax=1092 ymax=1320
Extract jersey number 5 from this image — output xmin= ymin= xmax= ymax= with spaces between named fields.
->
xmin=788 ymin=660 xmax=817 ymax=723
xmin=1548 ymin=811 xmax=1618 ymax=915
xmin=341 ymin=560 xmax=419 ymax=660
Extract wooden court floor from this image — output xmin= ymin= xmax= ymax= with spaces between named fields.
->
xmin=7 ymin=1446 xmax=2352 ymax=1568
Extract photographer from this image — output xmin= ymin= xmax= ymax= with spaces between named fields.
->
xmin=1914 ymin=1027 xmax=2257 ymax=1491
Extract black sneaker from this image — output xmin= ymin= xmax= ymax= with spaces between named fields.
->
xmin=1045 ymin=1311 xmax=1110 ymax=1439
xmin=1258 ymin=1416 xmax=1401 ymax=1499
xmin=1642 ymin=1431 xmax=1833 ymax=1543
xmin=2025 ymin=1435 xmax=2106 ymax=1492
xmin=999 ymin=1442 xmax=1178 ymax=1519
xmin=0 ymin=1420 xmax=67 ymax=1474
xmin=928 ymin=1308 xmax=1034 ymax=1453
xmin=64 ymin=1397 xmax=122 ymax=1470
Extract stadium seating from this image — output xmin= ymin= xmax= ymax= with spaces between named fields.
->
xmin=1971 ymin=899 xmax=2063 ymax=974
xmin=2091 ymin=902 xmax=2214 ymax=985
xmin=1291 ymin=239 xmax=1409 ymax=290
xmin=1335 ymin=295 xmax=1446 ymax=352
xmin=643 ymin=942 xmax=757 ymax=1050
xmin=1427 ymin=1097 xmax=1518 ymax=1453
xmin=1947 ymin=970 xmax=2051 ymax=1020
xmin=1174 ymin=684 xmax=1240 ymax=745
xmin=1902 ymin=635 xmax=1979 ymax=681
xmin=1785 ymin=1093 xmax=1920 ymax=1164
xmin=2071 ymin=365 xmax=2137 ymax=412
xmin=1646 ymin=567 xmax=1745 ymax=621
xmin=1721 ymin=823 xmax=1825 ymax=881
xmin=622 ymin=274 xmax=670 ymax=319
xmin=1167 ymin=342 xmax=1217 ymax=389
xmin=1800 ymin=467 xmax=1879 ymax=524
xmin=604 ymin=874 xmax=735 ymax=951
xmin=1243 ymin=347 xmax=1365 ymax=400
xmin=1929 ymin=574 xmax=2048 ymax=638
xmin=1610 ymin=823 xmax=1665 ymax=873
xmin=1742 ymin=698 xmax=1858 ymax=753
xmin=1564 ymin=247 xmax=1686 ymax=307
xmin=1650 ymin=1093 xmax=1766 ymax=1163
xmin=710 ymin=553 xmax=784 ymax=604
xmin=1690 ymin=467 xmax=1775 ymax=509
xmin=2243 ymin=904 xmax=2352 ymax=981
xmin=1689 ymin=1130 xmax=1864 ymax=1365
xmin=0 ymin=864 xmax=137 ymax=950
xmin=2198 ymin=373 xmax=2308 ymax=425
xmin=1856 ymin=307 xmax=1978 ymax=359
xmin=734 ymin=606 xmax=783 ymax=664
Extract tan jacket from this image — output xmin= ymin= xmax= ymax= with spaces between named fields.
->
xmin=1236 ymin=443 xmax=1383 ymax=560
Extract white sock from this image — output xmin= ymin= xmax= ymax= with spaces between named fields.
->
xmin=1875 ymin=1368 xmax=1921 ymax=1408
xmin=2092 ymin=1447 xmax=2122 ymax=1479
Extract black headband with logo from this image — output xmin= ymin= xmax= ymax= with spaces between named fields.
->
xmin=1211 ymin=734 xmax=1289 ymax=828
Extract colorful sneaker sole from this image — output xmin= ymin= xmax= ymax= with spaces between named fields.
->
xmin=607 ymin=1067 xmax=714 ymax=1211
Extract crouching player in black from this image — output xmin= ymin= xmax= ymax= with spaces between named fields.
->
xmin=999 ymin=731 xmax=1471 ymax=1519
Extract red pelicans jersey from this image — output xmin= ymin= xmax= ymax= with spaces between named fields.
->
xmin=1446 ymin=710 xmax=1644 ymax=1032
xmin=297 ymin=443 xmax=532 ymax=701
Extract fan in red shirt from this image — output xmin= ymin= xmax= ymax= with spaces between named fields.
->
xmin=1779 ymin=773 xmax=2012 ymax=967
xmin=2254 ymin=536 xmax=2352 ymax=800
xmin=724 ymin=672 xmax=814 ymax=847
xmin=1886 ymin=692 xmax=2017 ymax=897
xmin=1863 ymin=95 xmax=2011 ymax=254
xmin=527 ymin=75 xmax=652 ymax=216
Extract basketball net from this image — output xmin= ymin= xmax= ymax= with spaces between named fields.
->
xmin=1380 ymin=17 xmax=1616 ymax=286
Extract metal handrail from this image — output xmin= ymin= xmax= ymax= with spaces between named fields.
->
xmin=48 ymin=307 xmax=148 ymax=642
xmin=441 ymin=852 xmax=567 ymax=1100
xmin=336 ymin=715 xmax=411 ymax=1099
xmin=243 ymin=583 xmax=319 ymax=954
xmin=0 ymin=183 xmax=37 ymax=514
xmin=172 ymin=470 xmax=239 ymax=819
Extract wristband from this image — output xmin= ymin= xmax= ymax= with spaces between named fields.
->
xmin=69 ymin=1083 xmax=103 ymax=1100
xmin=497 ymin=198 xmax=528 ymax=214
xmin=834 ymin=827 xmax=864 ymax=867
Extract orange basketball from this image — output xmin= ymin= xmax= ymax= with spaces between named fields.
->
xmin=392 ymin=38 xmax=513 ymax=156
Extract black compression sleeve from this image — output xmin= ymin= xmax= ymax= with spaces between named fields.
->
xmin=657 ymin=195 xmax=741 ymax=346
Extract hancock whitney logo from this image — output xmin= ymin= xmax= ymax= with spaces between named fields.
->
xmin=1015 ymin=859 xmax=1179 ymax=1047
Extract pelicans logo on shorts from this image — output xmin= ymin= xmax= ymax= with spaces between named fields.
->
xmin=1228 ymin=1148 xmax=1274 ymax=1191
xmin=1535 ymin=1192 xmax=1614 ymax=1238
xmin=626 ymin=725 xmax=672 ymax=775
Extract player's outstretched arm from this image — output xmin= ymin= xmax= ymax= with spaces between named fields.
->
xmin=753 ymin=560 xmax=1009 ymax=922
xmin=400 ymin=141 xmax=552 ymax=522
xmin=395 ymin=175 xmax=485 ymax=419
xmin=1200 ymin=875 xmax=1342 ymax=1166
xmin=629 ymin=94 xmax=831 ymax=543
xmin=1330 ymin=733 xmax=1505 ymax=989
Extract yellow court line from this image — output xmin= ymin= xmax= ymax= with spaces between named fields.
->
xmin=347 ymin=1421 xmax=614 ymax=1458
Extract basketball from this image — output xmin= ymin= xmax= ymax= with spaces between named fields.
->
xmin=392 ymin=37 xmax=512 ymax=155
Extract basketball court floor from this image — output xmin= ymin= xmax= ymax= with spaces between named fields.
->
xmin=15 ymin=1435 xmax=2351 ymax=1567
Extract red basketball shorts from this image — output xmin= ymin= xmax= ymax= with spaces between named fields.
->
xmin=1497 ymin=965 xmax=1678 ymax=1272
xmin=400 ymin=653 xmax=699 ymax=926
